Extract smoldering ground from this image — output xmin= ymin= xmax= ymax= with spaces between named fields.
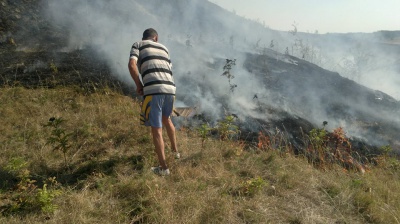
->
xmin=43 ymin=0 xmax=400 ymax=149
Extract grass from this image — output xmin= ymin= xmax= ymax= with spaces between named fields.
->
xmin=0 ymin=86 xmax=399 ymax=224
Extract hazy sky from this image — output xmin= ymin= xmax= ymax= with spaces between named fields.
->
xmin=209 ymin=0 xmax=400 ymax=34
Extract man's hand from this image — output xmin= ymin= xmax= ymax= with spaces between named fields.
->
xmin=136 ymin=86 xmax=144 ymax=95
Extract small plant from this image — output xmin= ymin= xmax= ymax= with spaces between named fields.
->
xmin=379 ymin=145 xmax=392 ymax=156
xmin=44 ymin=117 xmax=72 ymax=169
xmin=36 ymin=182 xmax=62 ymax=213
xmin=197 ymin=123 xmax=212 ymax=148
xmin=5 ymin=157 xmax=36 ymax=192
xmin=239 ymin=177 xmax=267 ymax=197
xmin=304 ymin=125 xmax=367 ymax=172
xmin=222 ymin=59 xmax=237 ymax=92
xmin=5 ymin=157 xmax=28 ymax=173
xmin=309 ymin=128 xmax=328 ymax=150
xmin=49 ymin=60 xmax=58 ymax=74
xmin=2 ymin=158 xmax=61 ymax=216
xmin=217 ymin=115 xmax=239 ymax=141
xmin=2 ymin=159 xmax=37 ymax=215
xmin=306 ymin=127 xmax=329 ymax=167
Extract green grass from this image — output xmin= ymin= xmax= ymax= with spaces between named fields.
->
xmin=0 ymin=86 xmax=399 ymax=223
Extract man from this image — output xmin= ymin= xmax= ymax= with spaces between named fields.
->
xmin=128 ymin=28 xmax=179 ymax=176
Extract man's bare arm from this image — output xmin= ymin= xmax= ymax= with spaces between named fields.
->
xmin=128 ymin=58 xmax=144 ymax=95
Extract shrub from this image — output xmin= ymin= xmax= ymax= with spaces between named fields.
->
xmin=238 ymin=177 xmax=267 ymax=197
xmin=216 ymin=115 xmax=239 ymax=141
xmin=197 ymin=123 xmax=211 ymax=147
xmin=44 ymin=117 xmax=73 ymax=169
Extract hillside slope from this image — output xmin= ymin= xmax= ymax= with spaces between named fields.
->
xmin=1 ymin=1 xmax=400 ymax=152
xmin=1 ymin=1 xmax=400 ymax=223
xmin=1 ymin=87 xmax=399 ymax=223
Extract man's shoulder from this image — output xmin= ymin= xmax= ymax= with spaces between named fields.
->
xmin=133 ymin=40 xmax=166 ymax=48
xmin=132 ymin=40 xmax=150 ymax=47
xmin=145 ymin=40 xmax=168 ymax=49
xmin=131 ymin=41 xmax=140 ymax=49
xmin=132 ymin=41 xmax=169 ymax=56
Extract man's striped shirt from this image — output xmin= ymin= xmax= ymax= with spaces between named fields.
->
xmin=130 ymin=40 xmax=176 ymax=96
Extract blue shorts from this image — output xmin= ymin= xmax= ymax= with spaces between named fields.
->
xmin=140 ymin=95 xmax=175 ymax=128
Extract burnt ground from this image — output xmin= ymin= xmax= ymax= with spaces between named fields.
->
xmin=1 ymin=0 xmax=400 ymax=158
xmin=241 ymin=51 xmax=400 ymax=155
xmin=0 ymin=0 xmax=131 ymax=94
xmin=1 ymin=47 xmax=132 ymax=94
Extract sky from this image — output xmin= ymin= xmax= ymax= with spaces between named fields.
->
xmin=209 ymin=0 xmax=400 ymax=34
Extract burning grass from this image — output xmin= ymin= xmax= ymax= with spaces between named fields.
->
xmin=0 ymin=86 xmax=399 ymax=223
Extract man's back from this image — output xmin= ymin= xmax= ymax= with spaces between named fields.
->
xmin=130 ymin=40 xmax=176 ymax=96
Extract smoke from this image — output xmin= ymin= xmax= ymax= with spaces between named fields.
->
xmin=45 ymin=0 xmax=272 ymax=117
xmin=44 ymin=0 xmax=400 ymax=147
xmin=296 ymin=32 xmax=400 ymax=100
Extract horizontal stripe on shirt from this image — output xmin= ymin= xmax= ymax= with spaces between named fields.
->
xmin=144 ymin=80 xmax=175 ymax=87
xmin=142 ymin=67 xmax=173 ymax=79
xmin=139 ymin=44 xmax=169 ymax=54
xmin=140 ymin=55 xmax=171 ymax=66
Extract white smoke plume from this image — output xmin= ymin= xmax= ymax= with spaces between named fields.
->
xmin=45 ymin=0 xmax=276 ymax=120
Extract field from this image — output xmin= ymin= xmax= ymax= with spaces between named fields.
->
xmin=1 ymin=86 xmax=399 ymax=224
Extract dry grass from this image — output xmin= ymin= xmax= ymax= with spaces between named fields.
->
xmin=1 ymin=86 xmax=399 ymax=224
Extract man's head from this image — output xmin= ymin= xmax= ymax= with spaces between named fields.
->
xmin=142 ymin=28 xmax=158 ymax=42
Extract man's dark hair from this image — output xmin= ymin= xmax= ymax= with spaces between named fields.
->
xmin=142 ymin=28 xmax=158 ymax=40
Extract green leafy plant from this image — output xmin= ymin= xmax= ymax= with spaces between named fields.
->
xmin=304 ymin=125 xmax=367 ymax=172
xmin=197 ymin=123 xmax=212 ymax=148
xmin=45 ymin=117 xmax=72 ymax=168
xmin=217 ymin=115 xmax=239 ymax=141
xmin=306 ymin=127 xmax=329 ymax=167
xmin=2 ymin=158 xmax=62 ymax=216
xmin=2 ymin=158 xmax=35 ymax=215
xmin=5 ymin=158 xmax=36 ymax=193
xmin=379 ymin=145 xmax=392 ymax=156
xmin=238 ymin=177 xmax=267 ymax=197
xmin=37 ymin=183 xmax=62 ymax=213
xmin=309 ymin=128 xmax=328 ymax=149
xmin=5 ymin=157 xmax=28 ymax=174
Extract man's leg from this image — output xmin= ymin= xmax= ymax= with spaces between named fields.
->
xmin=162 ymin=116 xmax=178 ymax=153
xmin=151 ymin=127 xmax=168 ymax=170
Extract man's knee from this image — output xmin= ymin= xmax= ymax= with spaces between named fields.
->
xmin=162 ymin=116 xmax=172 ymax=125
xmin=151 ymin=127 xmax=163 ymax=136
